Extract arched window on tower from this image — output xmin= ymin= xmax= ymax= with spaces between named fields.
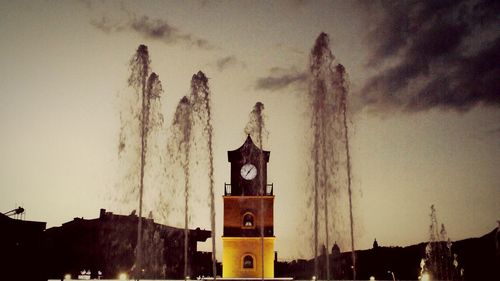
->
xmin=242 ymin=212 xmax=254 ymax=228
xmin=243 ymin=255 xmax=254 ymax=269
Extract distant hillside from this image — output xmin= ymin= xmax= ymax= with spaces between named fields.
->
xmin=451 ymin=228 xmax=499 ymax=280
xmin=276 ymin=227 xmax=499 ymax=280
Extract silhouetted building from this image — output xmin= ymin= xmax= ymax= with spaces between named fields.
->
xmin=332 ymin=242 xmax=341 ymax=256
xmin=331 ymin=242 xmax=344 ymax=279
xmin=0 ymin=212 xmax=46 ymax=281
xmin=44 ymin=208 xmax=211 ymax=280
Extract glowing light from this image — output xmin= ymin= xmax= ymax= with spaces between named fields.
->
xmin=421 ymin=272 xmax=430 ymax=281
xmin=118 ymin=272 xmax=128 ymax=280
xmin=64 ymin=274 xmax=71 ymax=280
xmin=370 ymin=276 xmax=375 ymax=280
xmin=387 ymin=270 xmax=396 ymax=281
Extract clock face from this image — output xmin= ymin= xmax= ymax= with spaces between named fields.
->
xmin=240 ymin=163 xmax=257 ymax=180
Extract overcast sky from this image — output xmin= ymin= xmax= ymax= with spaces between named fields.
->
xmin=1 ymin=0 xmax=499 ymax=260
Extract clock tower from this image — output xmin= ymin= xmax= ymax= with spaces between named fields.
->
xmin=222 ymin=135 xmax=275 ymax=278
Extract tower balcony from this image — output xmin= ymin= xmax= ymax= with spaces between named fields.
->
xmin=224 ymin=183 xmax=273 ymax=196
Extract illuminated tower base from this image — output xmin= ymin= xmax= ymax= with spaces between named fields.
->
xmin=222 ymin=237 xmax=275 ymax=278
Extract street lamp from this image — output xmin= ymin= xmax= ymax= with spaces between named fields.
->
xmin=387 ymin=270 xmax=395 ymax=281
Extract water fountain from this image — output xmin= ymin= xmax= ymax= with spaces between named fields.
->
xmin=118 ymin=44 xmax=165 ymax=279
xmin=170 ymin=96 xmax=193 ymax=278
xmin=119 ymin=46 xmax=219 ymax=280
xmin=166 ymin=72 xmax=217 ymax=279
xmin=307 ymin=32 xmax=356 ymax=280
xmin=189 ymin=71 xmax=217 ymax=280
xmin=419 ymin=205 xmax=463 ymax=281
xmin=114 ymin=33 xmax=357 ymax=280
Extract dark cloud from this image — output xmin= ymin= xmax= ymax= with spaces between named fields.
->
xmin=291 ymin=0 xmax=311 ymax=7
xmin=91 ymin=16 xmax=125 ymax=33
xmin=215 ymin=56 xmax=246 ymax=72
xmin=255 ymin=67 xmax=307 ymax=91
xmin=360 ymin=0 xmax=500 ymax=113
xmin=91 ymin=14 xmax=212 ymax=49
xmin=485 ymin=126 xmax=500 ymax=135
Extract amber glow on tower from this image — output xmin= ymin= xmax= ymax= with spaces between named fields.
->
xmin=222 ymin=237 xmax=275 ymax=278
xmin=222 ymin=136 xmax=275 ymax=278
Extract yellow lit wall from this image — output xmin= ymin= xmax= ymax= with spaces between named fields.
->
xmin=222 ymin=237 xmax=275 ymax=278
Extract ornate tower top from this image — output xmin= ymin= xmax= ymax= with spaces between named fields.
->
xmin=226 ymin=135 xmax=271 ymax=196
xmin=228 ymin=135 xmax=270 ymax=162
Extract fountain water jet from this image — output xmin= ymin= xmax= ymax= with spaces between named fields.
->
xmin=171 ymin=96 xmax=193 ymax=279
xmin=307 ymin=33 xmax=356 ymax=280
xmin=120 ymin=44 xmax=164 ymax=279
xmin=166 ymin=72 xmax=216 ymax=279
xmin=419 ymin=205 xmax=463 ymax=281
xmin=337 ymin=64 xmax=356 ymax=281
xmin=244 ymin=102 xmax=267 ymax=147
xmin=189 ymin=71 xmax=217 ymax=279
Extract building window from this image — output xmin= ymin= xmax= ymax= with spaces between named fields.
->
xmin=242 ymin=212 xmax=254 ymax=228
xmin=243 ymin=255 xmax=254 ymax=269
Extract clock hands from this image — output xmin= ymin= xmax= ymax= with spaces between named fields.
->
xmin=245 ymin=166 xmax=254 ymax=177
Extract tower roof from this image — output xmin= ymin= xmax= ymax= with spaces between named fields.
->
xmin=227 ymin=135 xmax=270 ymax=162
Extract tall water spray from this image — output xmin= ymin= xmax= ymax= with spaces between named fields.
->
xmin=119 ymin=44 xmax=164 ymax=279
xmin=245 ymin=102 xmax=267 ymax=278
xmin=420 ymin=205 xmax=463 ymax=281
xmin=166 ymin=72 xmax=216 ymax=279
xmin=189 ymin=71 xmax=217 ymax=279
xmin=244 ymin=102 xmax=267 ymax=147
xmin=308 ymin=33 xmax=356 ymax=280
xmin=337 ymin=64 xmax=356 ymax=281
xmin=170 ymin=96 xmax=193 ymax=278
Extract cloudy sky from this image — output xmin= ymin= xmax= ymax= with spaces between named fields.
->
xmin=1 ymin=0 xmax=499 ymax=260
